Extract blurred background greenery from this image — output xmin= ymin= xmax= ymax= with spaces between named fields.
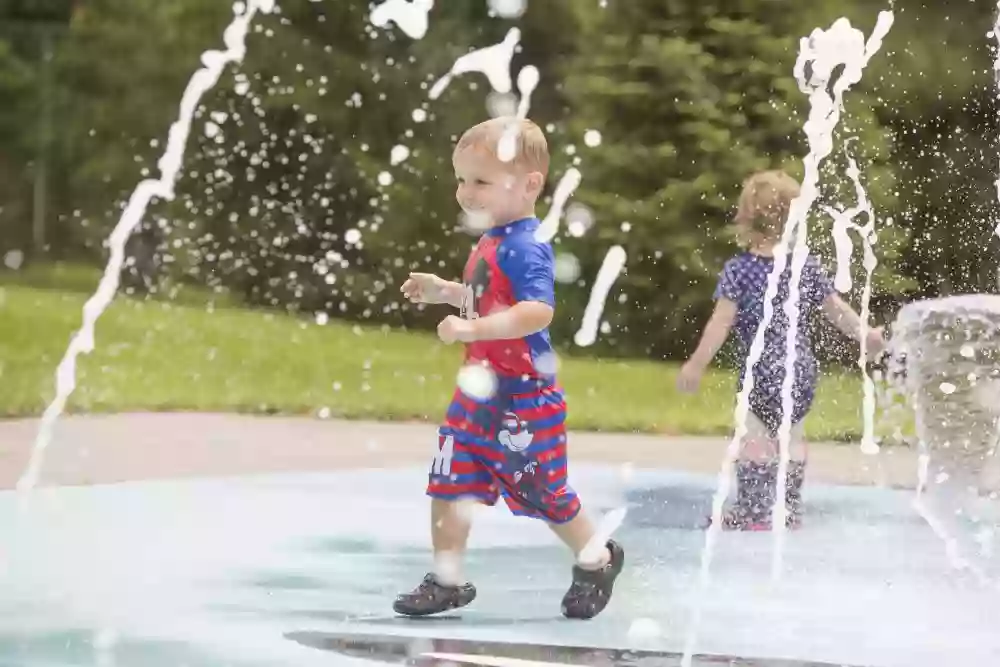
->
xmin=0 ymin=0 xmax=995 ymax=436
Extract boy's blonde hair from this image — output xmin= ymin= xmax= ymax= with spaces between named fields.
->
xmin=454 ymin=116 xmax=550 ymax=178
xmin=735 ymin=170 xmax=800 ymax=240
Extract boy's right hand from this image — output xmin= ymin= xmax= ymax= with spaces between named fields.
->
xmin=401 ymin=272 xmax=449 ymax=305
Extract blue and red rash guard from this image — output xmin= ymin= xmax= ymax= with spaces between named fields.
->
xmin=458 ymin=216 xmax=556 ymax=385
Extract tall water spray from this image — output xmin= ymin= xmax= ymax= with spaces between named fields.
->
xmin=681 ymin=12 xmax=894 ymax=666
xmin=16 ymin=0 xmax=277 ymax=495
xmin=888 ymin=296 xmax=1000 ymax=581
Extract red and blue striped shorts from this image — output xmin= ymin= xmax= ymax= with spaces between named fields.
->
xmin=426 ymin=378 xmax=581 ymax=524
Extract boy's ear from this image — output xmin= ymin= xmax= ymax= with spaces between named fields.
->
xmin=526 ymin=171 xmax=545 ymax=196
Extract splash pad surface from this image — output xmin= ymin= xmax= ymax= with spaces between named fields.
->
xmin=0 ymin=415 xmax=995 ymax=667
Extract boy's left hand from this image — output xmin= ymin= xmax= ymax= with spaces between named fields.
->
xmin=437 ymin=315 xmax=475 ymax=344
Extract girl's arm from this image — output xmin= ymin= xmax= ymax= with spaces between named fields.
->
xmin=687 ymin=298 xmax=738 ymax=368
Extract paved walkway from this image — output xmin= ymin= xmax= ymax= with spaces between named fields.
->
xmin=0 ymin=413 xmax=920 ymax=490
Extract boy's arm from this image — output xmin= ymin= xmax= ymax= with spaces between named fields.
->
xmin=403 ymin=272 xmax=466 ymax=308
xmin=468 ymin=236 xmax=555 ymax=342
xmin=468 ymin=301 xmax=554 ymax=340
xmin=686 ymin=298 xmax=738 ymax=368
xmin=438 ymin=280 xmax=467 ymax=309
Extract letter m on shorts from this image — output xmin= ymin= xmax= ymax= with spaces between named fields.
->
xmin=431 ymin=432 xmax=455 ymax=476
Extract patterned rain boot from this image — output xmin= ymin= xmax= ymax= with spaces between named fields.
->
xmin=737 ymin=461 xmax=779 ymax=530
xmin=785 ymin=460 xmax=807 ymax=530
xmin=708 ymin=461 xmax=806 ymax=531
xmin=703 ymin=461 xmax=774 ymax=531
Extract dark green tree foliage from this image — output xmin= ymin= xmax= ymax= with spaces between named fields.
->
xmin=0 ymin=1 xmax=995 ymax=362
xmin=0 ymin=38 xmax=34 ymax=250
xmin=144 ymin=0 xmax=581 ymax=332
xmin=0 ymin=0 xmax=76 ymax=254
xmin=870 ymin=0 xmax=1000 ymax=297
xmin=559 ymin=1 xmax=902 ymax=359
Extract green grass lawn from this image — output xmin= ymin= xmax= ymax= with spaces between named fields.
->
xmin=0 ymin=267 xmax=881 ymax=440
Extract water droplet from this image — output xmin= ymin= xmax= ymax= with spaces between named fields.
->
xmin=369 ymin=0 xmax=434 ymax=39
xmin=486 ymin=91 xmax=518 ymax=118
xmin=3 ymin=250 xmax=24 ymax=270
xmin=533 ymin=351 xmax=560 ymax=375
xmin=627 ymin=618 xmax=662 ymax=641
xmin=433 ymin=549 xmax=465 ymax=586
xmin=345 ymin=229 xmax=362 ymax=244
xmin=412 ymin=108 xmax=428 ymax=122
xmin=390 ymin=144 xmax=410 ymax=165
xmin=940 ymin=382 xmax=957 ymax=395
xmin=554 ymin=253 xmax=581 ymax=283
xmin=204 ymin=121 xmax=221 ymax=138
xmin=315 ymin=312 xmax=329 ymax=326
xmin=332 ymin=381 xmax=342 ymax=391
xmin=575 ymin=246 xmax=627 ymax=347
xmin=960 ymin=344 xmax=976 ymax=358
xmin=583 ymin=129 xmax=602 ymax=147
xmin=461 ymin=209 xmax=492 ymax=232
xmin=317 ymin=407 xmax=331 ymax=419
xmin=453 ymin=498 xmax=480 ymax=523
xmin=456 ymin=363 xmax=498 ymax=401
xmin=487 ymin=0 xmax=527 ymax=19
xmin=377 ymin=171 xmax=394 ymax=186
xmin=566 ymin=203 xmax=594 ymax=237
xmin=93 ymin=628 xmax=118 ymax=652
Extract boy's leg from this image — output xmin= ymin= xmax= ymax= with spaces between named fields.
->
xmin=393 ymin=416 xmax=498 ymax=617
xmin=490 ymin=385 xmax=624 ymax=620
xmin=547 ymin=510 xmax=609 ymax=567
xmin=431 ymin=497 xmax=474 ymax=585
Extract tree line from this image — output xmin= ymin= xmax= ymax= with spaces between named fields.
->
xmin=1 ymin=0 xmax=997 ymax=363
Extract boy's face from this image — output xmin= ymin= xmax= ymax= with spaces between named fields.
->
xmin=453 ymin=145 xmax=543 ymax=227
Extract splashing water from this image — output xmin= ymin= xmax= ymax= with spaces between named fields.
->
xmin=574 ymin=246 xmax=626 ymax=347
xmin=421 ymin=15 xmax=626 ymax=350
xmin=994 ymin=1 xmax=1000 ymax=239
xmin=680 ymin=12 xmax=894 ymax=665
xmin=487 ymin=0 xmax=527 ymax=20
xmin=3 ymin=249 xmax=24 ymax=270
xmin=428 ymin=28 xmax=521 ymax=100
xmin=16 ymin=0 xmax=276 ymax=495
xmin=497 ymin=65 xmax=541 ymax=162
xmin=913 ymin=452 xmax=988 ymax=583
xmin=889 ymin=295 xmax=1000 ymax=583
xmin=535 ymin=168 xmax=582 ymax=243
xmin=455 ymin=362 xmax=498 ymax=401
xmin=577 ymin=506 xmax=627 ymax=566
xmin=771 ymin=11 xmax=893 ymax=582
xmin=369 ymin=0 xmax=434 ymax=40
xmin=390 ymin=144 xmax=410 ymax=166
xmin=821 ymin=140 xmax=880 ymax=456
